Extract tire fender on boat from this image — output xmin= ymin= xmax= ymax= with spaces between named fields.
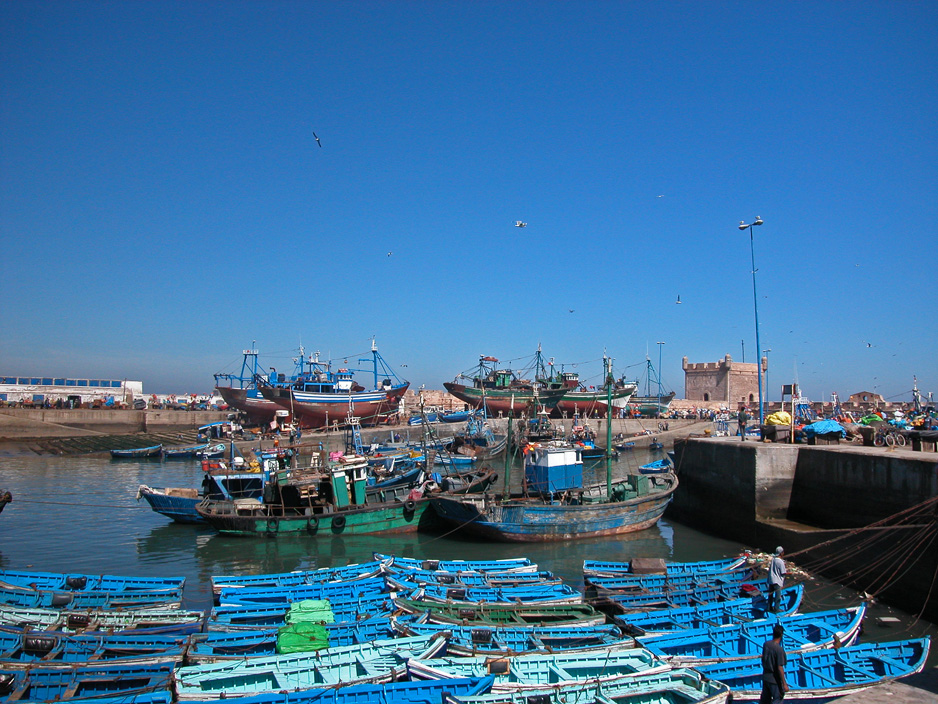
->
xmin=306 ymin=517 xmax=319 ymax=534
xmin=403 ymin=499 xmax=417 ymax=512
xmin=332 ymin=515 xmax=346 ymax=530
xmin=266 ymin=517 xmax=279 ymax=534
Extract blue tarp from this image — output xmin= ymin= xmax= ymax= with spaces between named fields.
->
xmin=803 ymin=420 xmax=847 ymax=438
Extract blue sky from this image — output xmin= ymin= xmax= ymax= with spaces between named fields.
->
xmin=2 ymin=1 xmax=935 ymax=404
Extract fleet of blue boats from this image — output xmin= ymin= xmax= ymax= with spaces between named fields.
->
xmin=0 ymin=554 xmax=929 ymax=704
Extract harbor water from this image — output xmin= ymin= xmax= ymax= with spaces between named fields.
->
xmin=1 ymin=450 xmax=935 ymax=663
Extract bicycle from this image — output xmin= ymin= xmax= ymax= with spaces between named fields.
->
xmin=873 ymin=426 xmax=906 ymax=447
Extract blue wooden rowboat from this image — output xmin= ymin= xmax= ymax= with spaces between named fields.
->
xmin=407 ymin=647 xmax=670 ymax=692
xmin=0 ymin=659 xmax=175 ymax=701
xmin=0 ymin=570 xmax=185 ymax=593
xmin=110 ymin=444 xmax=162 ymax=459
xmin=638 ymin=604 xmax=866 ymax=663
xmin=216 ymin=576 xmax=388 ymax=606
xmin=383 ymin=568 xmax=563 ymax=589
xmin=375 ymin=554 xmax=538 ymax=574
xmin=186 ymin=616 xmax=407 ymax=661
xmin=583 ymin=556 xmax=749 ymax=578
xmin=0 ymin=693 xmax=172 ymax=704
xmin=432 ymin=668 xmax=729 ymax=704
xmin=392 ymin=598 xmax=607 ymax=627
xmin=694 ymin=637 xmax=930 ymax=700
xmin=407 ymin=581 xmax=583 ymax=605
xmin=208 ymin=592 xmax=392 ymax=629
xmin=638 ymin=458 xmax=672 ymax=474
xmin=584 ymin=570 xmax=752 ymax=596
xmin=0 ymin=627 xmax=188 ymax=667
xmin=173 ymin=633 xmax=449 ymax=699
xmin=0 ymin=583 xmax=183 ymax=611
xmin=162 ymin=444 xmax=211 ymax=459
xmin=589 ymin=582 xmax=759 ymax=613
xmin=0 ymin=603 xmax=205 ymax=635
xmin=393 ymin=618 xmax=631 ymax=656
xmin=613 ymin=585 xmax=804 ymax=636
xmin=211 ymin=561 xmax=384 ymax=600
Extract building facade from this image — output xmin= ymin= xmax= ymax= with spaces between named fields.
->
xmin=0 ymin=376 xmax=143 ymax=406
xmin=682 ymin=354 xmax=764 ymax=407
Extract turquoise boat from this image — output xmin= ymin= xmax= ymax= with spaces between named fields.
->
xmin=695 ymin=637 xmax=930 ymax=701
xmin=584 ymin=569 xmax=752 ymax=597
xmin=638 ymin=604 xmax=866 ymax=663
xmin=216 ymin=576 xmax=387 ymax=606
xmin=613 ymin=585 xmax=803 ymax=636
xmin=0 ymin=583 xmax=182 ymax=611
xmin=392 ymin=597 xmax=607 ymax=627
xmin=405 ymin=581 xmax=583 ymax=605
xmin=383 ymin=568 xmax=562 ymax=589
xmin=110 ymin=444 xmax=162 ymax=458
xmin=0 ymin=627 xmax=188 ymax=667
xmin=209 ymin=592 xmax=391 ymax=629
xmin=0 ymin=660 xmax=175 ymax=701
xmin=173 ymin=634 xmax=448 ymax=699
xmin=211 ymin=561 xmax=384 ymax=601
xmin=393 ymin=618 xmax=631 ymax=656
xmin=407 ymin=647 xmax=669 ymax=692
xmin=436 ymin=668 xmax=729 ymax=704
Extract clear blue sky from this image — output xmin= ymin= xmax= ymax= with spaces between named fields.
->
xmin=2 ymin=1 xmax=935 ymax=405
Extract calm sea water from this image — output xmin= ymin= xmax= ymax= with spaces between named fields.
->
xmin=1 ymin=450 xmax=934 ymax=661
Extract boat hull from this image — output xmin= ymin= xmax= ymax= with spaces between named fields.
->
xmin=197 ymin=498 xmax=430 ymax=536
xmin=629 ymin=393 xmax=676 ymax=416
xmin=442 ymin=384 xmax=567 ymax=417
xmin=553 ymin=386 xmax=636 ymax=418
xmin=216 ymin=387 xmax=280 ymax=424
xmin=430 ymin=476 xmax=677 ymax=542
xmin=260 ymin=384 xmax=409 ymax=429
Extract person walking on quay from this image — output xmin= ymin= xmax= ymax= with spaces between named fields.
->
xmin=760 ymin=624 xmax=789 ymax=703
xmin=768 ymin=546 xmax=787 ymax=613
xmin=738 ymin=406 xmax=749 ymax=440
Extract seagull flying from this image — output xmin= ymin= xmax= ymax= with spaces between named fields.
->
xmin=676 ymin=295 xmax=682 ymax=304
xmin=313 ymin=131 xmax=322 ymax=148
xmin=387 ymin=252 xmax=392 ymax=257
xmin=515 ymin=221 xmax=527 ymax=228
xmin=657 ymin=195 xmax=664 ymax=198
xmin=568 ymin=309 xmax=575 ymax=313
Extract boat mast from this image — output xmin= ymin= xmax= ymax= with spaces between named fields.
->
xmin=605 ymin=355 xmax=613 ymax=500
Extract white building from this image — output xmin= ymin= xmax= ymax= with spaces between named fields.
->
xmin=0 ymin=375 xmax=143 ymax=406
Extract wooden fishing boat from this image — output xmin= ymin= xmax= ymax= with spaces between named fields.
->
xmin=109 ymin=444 xmax=162 ymax=459
xmin=0 ymin=690 xmax=172 ymax=704
xmin=161 ymin=444 xmax=211 ymax=459
xmin=391 ymin=598 xmax=607 ymax=627
xmin=583 ymin=568 xmax=752 ymax=597
xmin=443 ymin=355 xmax=568 ymax=418
xmin=589 ymin=582 xmax=757 ymax=613
xmin=638 ymin=458 xmax=672 ymax=474
xmin=405 ymin=582 xmax=583 ymax=605
xmin=185 ymin=616 xmax=404 ymax=662
xmin=583 ymin=556 xmax=749 ymax=579
xmin=382 ymin=567 xmax=563 ymax=589
xmin=172 ymin=634 xmax=448 ymax=699
xmin=407 ymin=646 xmax=670 ymax=692
xmin=0 ymin=603 xmax=205 ymax=635
xmin=0 ymin=583 xmax=182 ymax=611
xmin=0 ymin=659 xmax=175 ymax=701
xmin=432 ymin=668 xmax=729 ymax=704
xmin=375 ymin=554 xmax=538 ymax=574
xmin=612 ymin=585 xmax=804 ymax=636
xmin=258 ymin=344 xmax=409 ymax=429
xmin=0 ymin=570 xmax=184 ymax=593
xmin=638 ymin=605 xmax=866 ymax=663
xmin=430 ymin=440 xmax=677 ymax=542
xmin=393 ymin=619 xmax=630 ymax=656
xmin=208 ymin=592 xmax=391 ymax=630
xmin=211 ymin=561 xmax=384 ymax=598
xmin=215 ymin=576 xmax=388 ymax=606
xmin=0 ymin=626 xmax=188 ymax=668
xmin=694 ymin=637 xmax=930 ymax=700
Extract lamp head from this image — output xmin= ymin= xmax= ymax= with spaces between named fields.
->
xmin=738 ymin=221 xmax=748 ymax=230
xmin=753 ymin=216 xmax=763 ymax=226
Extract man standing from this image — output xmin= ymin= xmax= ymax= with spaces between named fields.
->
xmin=768 ymin=546 xmax=787 ymax=613
xmin=761 ymin=624 xmax=789 ymax=703
xmin=738 ymin=406 xmax=749 ymax=440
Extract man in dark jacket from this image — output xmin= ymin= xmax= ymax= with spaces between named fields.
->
xmin=760 ymin=624 xmax=789 ymax=703
xmin=738 ymin=407 xmax=749 ymax=440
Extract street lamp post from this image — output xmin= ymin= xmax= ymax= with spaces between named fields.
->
xmin=739 ymin=217 xmax=764 ymax=431
xmin=656 ymin=341 xmax=665 ymax=418
xmin=762 ymin=348 xmax=772 ymax=408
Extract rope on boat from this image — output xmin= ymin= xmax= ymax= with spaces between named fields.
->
xmin=784 ymin=493 xmax=938 ymax=625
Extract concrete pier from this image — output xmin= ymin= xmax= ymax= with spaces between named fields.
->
xmin=671 ymin=435 xmax=938 ymax=621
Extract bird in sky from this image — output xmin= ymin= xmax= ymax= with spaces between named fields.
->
xmin=515 ymin=221 xmax=527 ymax=228
xmin=387 ymin=252 xmax=392 ymax=257
xmin=675 ymin=295 xmax=682 ymax=304
xmin=568 ymin=309 xmax=575 ymax=313
xmin=313 ymin=131 xmax=322 ymax=148
xmin=865 ymin=342 xmax=873 ymax=347
xmin=657 ymin=194 xmax=664 ymax=198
